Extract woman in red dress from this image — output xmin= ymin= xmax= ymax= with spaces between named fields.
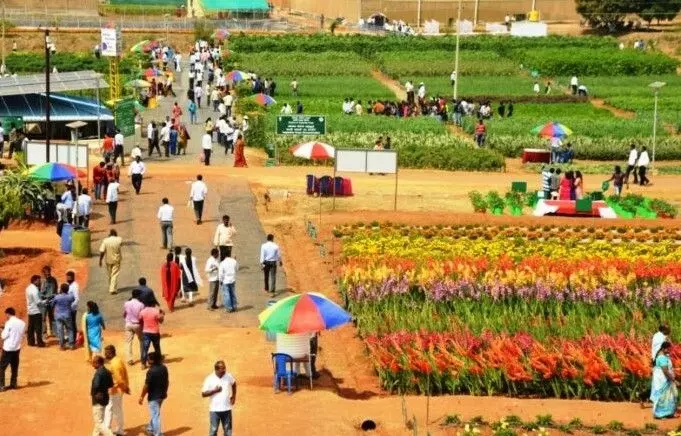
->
xmin=233 ymin=134 xmax=248 ymax=168
xmin=559 ymin=171 xmax=574 ymax=201
xmin=160 ymin=252 xmax=181 ymax=312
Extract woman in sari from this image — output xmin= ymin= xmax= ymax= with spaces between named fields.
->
xmin=82 ymin=301 xmax=106 ymax=361
xmin=234 ymin=134 xmax=248 ymax=168
xmin=160 ymin=252 xmax=182 ymax=312
xmin=179 ymin=247 xmax=203 ymax=306
xmin=651 ymin=341 xmax=678 ymax=419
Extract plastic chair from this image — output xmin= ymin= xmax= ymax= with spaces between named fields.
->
xmin=306 ymin=175 xmax=316 ymax=195
xmin=271 ymin=353 xmax=298 ymax=394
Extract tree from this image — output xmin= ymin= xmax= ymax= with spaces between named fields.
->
xmin=639 ymin=0 xmax=681 ymax=25
xmin=0 ymin=165 xmax=43 ymax=231
xmin=575 ymin=0 xmax=642 ymax=30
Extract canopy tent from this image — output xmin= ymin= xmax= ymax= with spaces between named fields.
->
xmin=0 ymin=71 xmax=108 ymax=97
xmin=0 ymin=93 xmax=113 ymax=122
xmin=200 ymin=0 xmax=269 ymax=11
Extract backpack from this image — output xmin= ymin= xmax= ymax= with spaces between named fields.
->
xmin=189 ymin=102 xmax=197 ymax=113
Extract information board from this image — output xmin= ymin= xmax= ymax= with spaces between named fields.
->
xmin=276 ymin=115 xmax=326 ymax=135
xmin=114 ymin=98 xmax=136 ymax=136
xmin=26 ymin=142 xmax=89 ymax=168
xmin=100 ymin=27 xmax=122 ymax=57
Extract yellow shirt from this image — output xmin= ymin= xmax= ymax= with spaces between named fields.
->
xmin=105 ymin=356 xmax=129 ymax=395
xmin=99 ymin=236 xmax=122 ymax=265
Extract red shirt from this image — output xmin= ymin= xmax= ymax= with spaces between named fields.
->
xmin=93 ymin=166 xmax=105 ymax=184
xmin=475 ymin=124 xmax=486 ymax=135
xmin=102 ymin=136 xmax=114 ymax=152
xmin=139 ymin=307 xmax=162 ymax=334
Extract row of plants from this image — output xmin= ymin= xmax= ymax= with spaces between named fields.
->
xmin=376 ymin=50 xmax=517 ymax=78
xmin=231 ymin=51 xmax=373 ymax=77
xmin=468 ymin=190 xmax=527 ymax=215
xmin=4 ymin=52 xmax=143 ymax=75
xmin=365 ymin=331 xmax=668 ymax=400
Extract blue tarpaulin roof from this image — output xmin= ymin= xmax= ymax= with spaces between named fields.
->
xmin=0 ymin=93 xmax=113 ymax=122
xmin=200 ymin=0 xmax=269 ymax=11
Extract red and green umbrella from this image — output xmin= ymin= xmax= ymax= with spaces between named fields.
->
xmin=28 ymin=162 xmax=85 ymax=182
xmin=531 ymin=121 xmax=573 ymax=138
xmin=258 ymin=292 xmax=352 ymax=334
xmin=252 ymin=93 xmax=276 ymax=107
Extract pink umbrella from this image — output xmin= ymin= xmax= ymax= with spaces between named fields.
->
xmin=290 ymin=141 xmax=335 ymax=160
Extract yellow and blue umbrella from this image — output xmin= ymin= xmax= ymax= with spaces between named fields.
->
xmin=258 ymin=292 xmax=352 ymax=334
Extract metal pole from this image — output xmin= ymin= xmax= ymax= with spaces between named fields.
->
xmin=332 ymin=166 xmax=336 ymax=211
xmin=394 ymin=168 xmax=398 ymax=211
xmin=416 ymin=0 xmax=421 ymax=29
xmin=652 ymin=90 xmax=658 ymax=173
xmin=453 ymin=0 xmax=462 ymax=100
xmin=45 ymin=28 xmax=51 ymax=163
xmin=96 ymin=75 xmax=101 ymax=152
xmin=2 ymin=0 xmax=6 ymax=70
xmin=473 ymin=0 xmax=479 ymax=27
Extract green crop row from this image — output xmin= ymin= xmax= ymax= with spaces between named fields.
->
xmin=377 ymin=50 xmax=517 ymax=77
xmin=231 ymin=51 xmax=372 ymax=77
xmin=5 ymin=52 xmax=142 ymax=75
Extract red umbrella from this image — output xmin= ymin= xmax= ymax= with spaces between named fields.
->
xmin=290 ymin=141 xmax=335 ymax=160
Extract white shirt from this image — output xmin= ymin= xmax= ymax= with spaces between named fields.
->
xmin=450 ymin=71 xmax=457 ymax=81
xmin=202 ymin=372 xmax=236 ymax=412
xmin=638 ymin=150 xmax=650 ymax=167
xmin=230 ymin=128 xmax=240 ymax=143
xmin=106 ymin=182 xmax=120 ymax=203
xmin=128 ymin=161 xmax=146 ymax=175
xmin=194 ymin=86 xmax=203 ymax=98
xmin=218 ymin=257 xmax=238 ymax=284
xmin=0 ymin=126 xmax=4 ymax=142
xmin=260 ymin=241 xmax=280 ymax=263
xmin=201 ymin=133 xmax=213 ymax=150
xmin=533 ymin=83 xmax=540 ymax=93
xmin=157 ymin=204 xmax=174 ymax=221
xmin=223 ymin=94 xmax=233 ymax=106
xmin=205 ymin=256 xmax=220 ymax=282
xmin=190 ymin=180 xmax=208 ymax=201
xmin=68 ymin=281 xmax=80 ymax=311
xmin=131 ymin=147 xmax=142 ymax=159
xmin=147 ymin=123 xmax=154 ymax=140
xmin=628 ymin=149 xmax=638 ymax=166
xmin=570 ymin=76 xmax=578 ymax=86
xmin=114 ymin=133 xmax=124 ymax=146
xmin=1 ymin=316 xmax=26 ymax=351
xmin=405 ymin=82 xmax=413 ymax=92
xmin=26 ymin=283 xmax=41 ymax=315
xmin=417 ymin=85 xmax=426 ymax=98
xmin=76 ymin=194 xmax=92 ymax=216
xmin=280 ymin=104 xmax=292 ymax=114
xmin=214 ymin=224 xmax=236 ymax=246
xmin=217 ymin=118 xmax=228 ymax=134
xmin=161 ymin=125 xmax=170 ymax=142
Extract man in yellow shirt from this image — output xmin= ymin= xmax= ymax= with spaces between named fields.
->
xmin=104 ymin=345 xmax=129 ymax=436
xmin=99 ymin=229 xmax=123 ymax=295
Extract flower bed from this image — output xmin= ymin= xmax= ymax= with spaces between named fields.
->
xmin=338 ymin=223 xmax=681 ymax=399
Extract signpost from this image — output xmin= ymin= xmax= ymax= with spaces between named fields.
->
xmin=100 ymin=27 xmax=121 ymax=57
xmin=114 ymin=97 xmax=136 ymax=137
xmin=276 ymin=115 xmax=326 ymax=135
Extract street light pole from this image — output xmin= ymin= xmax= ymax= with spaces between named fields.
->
xmin=453 ymin=0 xmax=462 ymax=100
xmin=45 ymin=28 xmax=51 ymax=163
xmin=649 ymin=81 xmax=666 ymax=174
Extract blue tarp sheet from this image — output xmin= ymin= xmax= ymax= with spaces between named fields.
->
xmin=0 ymin=93 xmax=113 ymax=122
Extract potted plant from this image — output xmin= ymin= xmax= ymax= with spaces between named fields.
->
xmin=505 ymin=191 xmax=524 ymax=216
xmin=486 ymin=191 xmax=505 ymax=215
xmin=468 ymin=190 xmax=487 ymax=213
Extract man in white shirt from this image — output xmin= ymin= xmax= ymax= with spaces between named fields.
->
xmin=130 ymin=145 xmax=142 ymax=160
xmin=280 ymin=103 xmax=292 ymax=115
xmin=637 ymin=146 xmax=650 ymax=186
xmin=114 ymin=129 xmax=125 ymax=166
xmin=205 ymin=248 xmax=220 ymax=310
xmin=202 ymin=132 xmax=213 ymax=166
xmin=106 ymin=179 xmax=120 ymax=224
xmin=450 ymin=70 xmax=457 ymax=87
xmin=290 ymin=78 xmax=298 ymax=96
xmin=194 ymin=84 xmax=203 ymax=108
xmin=218 ymin=253 xmax=239 ymax=312
xmin=1 ymin=307 xmax=26 ymax=390
xmin=216 ymin=117 xmax=228 ymax=153
xmin=405 ymin=80 xmax=414 ymax=105
xmin=189 ymin=174 xmax=208 ymax=224
xmin=128 ymin=156 xmax=146 ymax=195
xmin=211 ymin=88 xmax=220 ymax=112
xmin=625 ymin=143 xmax=638 ymax=185
xmin=76 ymin=188 xmax=93 ymax=228
xmin=223 ymin=93 xmax=233 ymax=118
xmin=0 ymin=122 xmax=4 ymax=158
xmin=160 ymin=122 xmax=171 ymax=158
xmin=570 ymin=75 xmax=579 ymax=95
xmin=157 ymin=197 xmax=174 ymax=249
xmin=65 ymin=270 xmax=80 ymax=334
xmin=259 ymin=234 xmax=282 ymax=295
xmin=417 ymin=82 xmax=426 ymax=101
xmin=25 ymin=275 xmax=45 ymax=347
xmin=214 ymin=215 xmax=236 ymax=260
xmin=201 ymin=360 xmax=237 ymax=434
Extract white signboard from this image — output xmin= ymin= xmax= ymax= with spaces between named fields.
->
xmin=100 ymin=27 xmax=121 ymax=57
xmin=336 ymin=149 xmax=398 ymax=174
xmin=335 ymin=149 xmax=368 ymax=173
xmin=26 ymin=142 xmax=89 ymax=168
xmin=510 ymin=21 xmax=548 ymax=37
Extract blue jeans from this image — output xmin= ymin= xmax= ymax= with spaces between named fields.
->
xmin=147 ymin=399 xmax=163 ymax=436
xmin=222 ymin=283 xmax=236 ymax=311
xmin=209 ymin=410 xmax=233 ymax=436
xmin=55 ymin=316 xmax=73 ymax=347
xmin=190 ymin=111 xmax=197 ymax=124
xmin=142 ymin=333 xmax=161 ymax=365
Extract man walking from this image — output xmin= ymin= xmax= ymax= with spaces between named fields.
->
xmin=99 ymin=229 xmax=123 ymax=295
xmin=104 ymin=345 xmax=129 ymax=436
xmin=52 ymin=283 xmax=75 ymax=349
xmin=138 ymin=352 xmax=168 ymax=436
xmin=26 ymin=275 xmax=45 ymax=347
xmin=139 ymin=303 xmax=164 ymax=368
xmin=76 ymin=188 xmax=93 ymax=227
xmin=0 ymin=307 xmax=25 ymax=391
xmin=157 ymin=198 xmax=174 ymax=250
xmin=128 ymin=156 xmax=146 ymax=195
xmin=40 ymin=265 xmax=57 ymax=339
xmin=124 ymin=289 xmax=145 ymax=365
xmin=137 ymin=277 xmax=159 ymax=307
xmin=189 ymin=174 xmax=208 ymax=224
xmin=638 ymin=146 xmax=650 ymax=186
xmin=66 ymin=270 xmax=80 ymax=337
xmin=205 ymin=248 xmax=220 ymax=310
xmin=625 ymin=143 xmax=639 ymax=185
xmin=201 ymin=360 xmax=237 ymax=436
xmin=201 ymin=131 xmax=213 ymax=166
xmin=160 ymin=122 xmax=171 ymax=158
xmin=260 ymin=234 xmax=282 ymax=296
xmin=218 ymin=252 xmax=239 ymax=313
xmin=213 ymin=215 xmax=236 ymax=260
xmin=105 ymin=177 xmax=120 ymax=224
xmin=91 ymin=355 xmax=114 ymax=436
xmin=114 ymin=129 xmax=125 ymax=166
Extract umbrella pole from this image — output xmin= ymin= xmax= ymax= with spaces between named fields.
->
xmin=318 ymin=186 xmax=322 ymax=228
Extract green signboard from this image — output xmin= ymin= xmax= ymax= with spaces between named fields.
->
xmin=114 ymin=98 xmax=136 ymax=137
xmin=1 ymin=116 xmax=24 ymax=131
xmin=276 ymin=115 xmax=326 ymax=135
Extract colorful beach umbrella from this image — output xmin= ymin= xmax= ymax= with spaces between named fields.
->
xmin=289 ymin=141 xmax=335 ymax=160
xmin=226 ymin=70 xmax=246 ymax=82
xmin=28 ymin=163 xmax=85 ymax=182
xmin=130 ymin=40 xmax=150 ymax=53
xmin=211 ymin=28 xmax=230 ymax=40
xmin=258 ymin=292 xmax=352 ymax=334
xmin=253 ymin=93 xmax=276 ymax=107
xmin=531 ymin=121 xmax=573 ymax=138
